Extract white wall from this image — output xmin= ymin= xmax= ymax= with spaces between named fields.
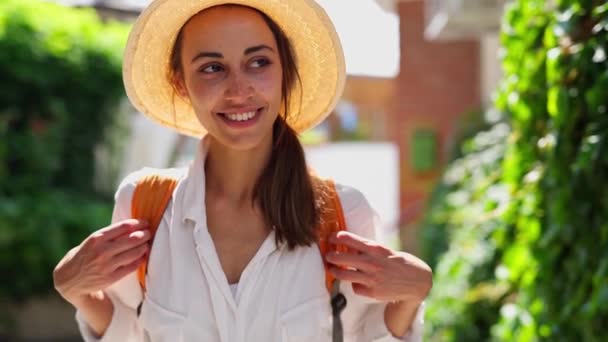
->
xmin=316 ymin=0 xmax=400 ymax=78
xmin=305 ymin=142 xmax=400 ymax=246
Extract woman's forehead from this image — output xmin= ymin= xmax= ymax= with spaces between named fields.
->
xmin=181 ymin=5 xmax=277 ymax=53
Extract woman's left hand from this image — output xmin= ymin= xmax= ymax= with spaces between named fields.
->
xmin=325 ymin=231 xmax=432 ymax=304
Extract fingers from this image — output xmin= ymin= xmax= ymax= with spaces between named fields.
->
xmin=88 ymin=219 xmax=149 ymax=243
xmin=329 ymin=231 xmax=390 ymax=257
xmin=325 ymin=251 xmax=380 ymax=273
xmin=351 ymin=283 xmax=374 ymax=297
xmin=328 ymin=267 xmax=374 ymax=287
xmin=109 ymin=243 xmax=149 ymax=271
xmin=55 ymin=220 xmax=151 ymax=298
xmin=104 ymin=229 xmax=152 ymax=257
xmin=108 ymin=255 xmax=146 ymax=284
xmin=85 ymin=243 xmax=147 ymax=293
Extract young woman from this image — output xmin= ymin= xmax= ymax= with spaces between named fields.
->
xmin=53 ymin=1 xmax=432 ymax=341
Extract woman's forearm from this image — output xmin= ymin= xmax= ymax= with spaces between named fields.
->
xmin=384 ymin=300 xmax=421 ymax=338
xmin=72 ymin=291 xmax=115 ymax=338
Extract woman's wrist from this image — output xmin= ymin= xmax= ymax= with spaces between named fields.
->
xmin=384 ymin=298 xmax=423 ymax=338
xmin=58 ymin=283 xmax=103 ymax=310
xmin=72 ymin=290 xmax=114 ymax=338
xmin=55 ymin=278 xmax=87 ymax=307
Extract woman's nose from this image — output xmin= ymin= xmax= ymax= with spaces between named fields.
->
xmin=224 ymin=72 xmax=253 ymax=101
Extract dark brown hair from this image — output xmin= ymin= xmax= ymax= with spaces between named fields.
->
xmin=169 ymin=5 xmax=318 ymax=249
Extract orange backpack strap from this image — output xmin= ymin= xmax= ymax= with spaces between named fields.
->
xmin=131 ymin=173 xmax=179 ymax=292
xmin=312 ymin=176 xmax=350 ymax=293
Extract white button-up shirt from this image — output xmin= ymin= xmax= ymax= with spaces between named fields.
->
xmin=76 ymin=138 xmax=424 ymax=342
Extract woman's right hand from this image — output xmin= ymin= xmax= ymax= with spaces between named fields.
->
xmin=53 ymin=219 xmax=151 ymax=306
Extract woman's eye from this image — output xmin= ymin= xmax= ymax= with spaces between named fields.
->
xmin=201 ymin=64 xmax=223 ymax=73
xmin=251 ymin=58 xmax=271 ymax=68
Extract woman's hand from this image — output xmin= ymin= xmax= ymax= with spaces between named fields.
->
xmin=325 ymin=231 xmax=432 ymax=304
xmin=53 ymin=219 xmax=151 ymax=306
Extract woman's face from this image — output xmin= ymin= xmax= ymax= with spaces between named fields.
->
xmin=176 ymin=6 xmax=283 ymax=150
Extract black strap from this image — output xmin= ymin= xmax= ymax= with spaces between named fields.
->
xmin=137 ymin=300 xmax=143 ymax=317
xmin=330 ymin=280 xmax=347 ymax=342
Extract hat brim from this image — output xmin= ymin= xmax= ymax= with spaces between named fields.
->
xmin=123 ymin=0 xmax=346 ymax=138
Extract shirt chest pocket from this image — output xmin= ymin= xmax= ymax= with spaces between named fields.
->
xmin=280 ymin=297 xmax=332 ymax=342
xmin=139 ymin=296 xmax=186 ymax=342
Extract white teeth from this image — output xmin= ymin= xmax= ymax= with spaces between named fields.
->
xmin=225 ymin=110 xmax=257 ymax=122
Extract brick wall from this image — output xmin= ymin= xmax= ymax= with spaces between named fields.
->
xmin=390 ymin=0 xmax=481 ymax=251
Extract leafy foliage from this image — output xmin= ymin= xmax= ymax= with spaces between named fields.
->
xmin=0 ymin=0 xmax=129 ymax=302
xmin=421 ymin=0 xmax=608 ymax=340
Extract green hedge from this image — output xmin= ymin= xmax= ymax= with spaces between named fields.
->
xmin=422 ymin=0 xmax=608 ymax=341
xmin=0 ymin=0 xmax=129 ymax=303
xmin=419 ymin=108 xmax=490 ymax=269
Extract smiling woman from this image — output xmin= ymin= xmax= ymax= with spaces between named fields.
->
xmin=168 ymin=4 xmax=319 ymax=251
xmin=170 ymin=7 xmax=283 ymax=147
xmin=52 ymin=1 xmax=432 ymax=341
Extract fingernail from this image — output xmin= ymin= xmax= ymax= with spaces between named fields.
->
xmin=129 ymin=230 xmax=145 ymax=239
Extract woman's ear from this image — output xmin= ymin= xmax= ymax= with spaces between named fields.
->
xmin=172 ymin=72 xmax=188 ymax=98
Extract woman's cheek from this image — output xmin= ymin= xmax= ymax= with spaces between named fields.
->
xmin=253 ymin=74 xmax=282 ymax=103
xmin=188 ymin=77 xmax=220 ymax=105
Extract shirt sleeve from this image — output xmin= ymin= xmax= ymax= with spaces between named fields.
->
xmin=336 ymin=184 xmax=425 ymax=342
xmin=75 ymin=170 xmax=147 ymax=342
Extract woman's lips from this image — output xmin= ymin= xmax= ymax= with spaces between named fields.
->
xmin=216 ymin=107 xmax=264 ymax=128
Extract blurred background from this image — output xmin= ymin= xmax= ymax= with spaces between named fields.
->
xmin=1 ymin=0 xmax=607 ymax=340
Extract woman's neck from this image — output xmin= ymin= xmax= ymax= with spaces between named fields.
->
xmin=204 ymin=135 xmax=273 ymax=207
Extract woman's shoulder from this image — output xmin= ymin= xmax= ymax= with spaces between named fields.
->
xmin=333 ymin=182 xmax=367 ymax=212
xmin=333 ymin=182 xmax=379 ymax=240
xmin=114 ymin=167 xmax=187 ymax=203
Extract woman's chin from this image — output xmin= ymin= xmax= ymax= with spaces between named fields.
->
xmin=211 ymin=130 xmax=272 ymax=152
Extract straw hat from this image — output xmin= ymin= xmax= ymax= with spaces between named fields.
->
xmin=123 ymin=0 xmax=346 ymax=138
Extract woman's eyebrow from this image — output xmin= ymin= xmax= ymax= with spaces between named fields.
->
xmin=191 ymin=44 xmax=275 ymax=64
xmin=191 ymin=51 xmax=223 ymax=63
xmin=244 ymin=44 xmax=275 ymax=55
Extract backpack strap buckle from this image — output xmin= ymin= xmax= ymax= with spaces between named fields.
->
xmin=330 ymin=279 xmax=347 ymax=342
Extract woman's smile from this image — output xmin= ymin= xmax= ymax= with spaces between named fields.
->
xmin=215 ymin=106 xmax=265 ymax=129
